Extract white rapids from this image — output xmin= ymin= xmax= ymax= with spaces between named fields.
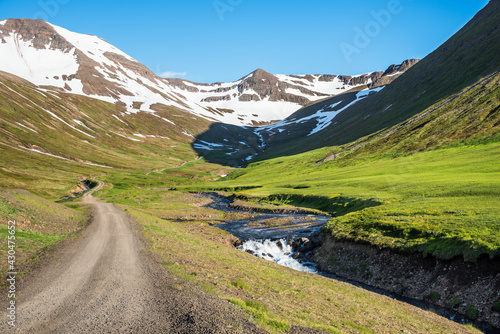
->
xmin=238 ymin=239 xmax=317 ymax=274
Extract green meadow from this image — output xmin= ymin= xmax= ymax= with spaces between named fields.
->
xmin=192 ymin=143 xmax=500 ymax=262
xmin=0 ymin=55 xmax=498 ymax=333
xmin=92 ymin=188 xmax=480 ymax=333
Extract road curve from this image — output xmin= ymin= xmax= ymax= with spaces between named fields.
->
xmin=1 ymin=183 xmax=264 ymax=333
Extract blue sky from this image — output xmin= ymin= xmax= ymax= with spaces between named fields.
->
xmin=0 ymin=0 xmax=489 ymax=83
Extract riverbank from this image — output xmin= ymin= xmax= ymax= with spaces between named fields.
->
xmin=201 ymin=193 xmax=500 ymax=331
xmin=95 ymin=187 xmax=481 ymax=333
xmin=311 ymin=235 xmax=500 ymax=330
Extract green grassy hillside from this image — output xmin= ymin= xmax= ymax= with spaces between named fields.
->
xmin=205 ymin=143 xmax=499 ymax=261
xmin=256 ymin=0 xmax=500 ymax=161
xmin=92 ymin=186 xmax=480 ymax=333
xmin=0 ymin=189 xmax=91 ymax=283
xmin=189 ymin=72 xmax=500 ymax=262
xmin=0 ymin=71 xmax=217 ymax=199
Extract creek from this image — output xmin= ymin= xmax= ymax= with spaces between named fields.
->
xmin=201 ymin=193 xmax=499 ymax=333
xmin=201 ymin=193 xmax=328 ymax=273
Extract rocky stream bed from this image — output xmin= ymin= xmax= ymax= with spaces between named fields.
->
xmin=201 ymin=193 xmax=500 ymax=333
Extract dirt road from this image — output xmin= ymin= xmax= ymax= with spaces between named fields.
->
xmin=1 ymin=185 xmax=264 ymax=333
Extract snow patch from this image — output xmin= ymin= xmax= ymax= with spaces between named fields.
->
xmin=19 ymin=146 xmax=71 ymax=161
xmin=18 ymin=145 xmax=112 ymax=168
xmin=81 ymin=161 xmax=113 ymax=168
xmin=382 ymin=104 xmax=393 ymax=112
xmin=42 ymin=108 xmax=95 ymax=138
xmin=0 ymin=81 xmax=38 ymax=105
xmin=16 ymin=122 xmax=38 ymax=133
xmin=73 ymin=119 xmax=94 ymax=132
xmin=49 ymin=23 xmax=136 ymax=63
xmin=182 ymin=130 xmax=194 ymax=138
xmin=158 ymin=116 xmax=175 ymax=125
xmin=193 ymin=140 xmax=224 ymax=151
xmin=307 ymin=87 xmax=385 ymax=136
xmin=0 ymin=34 xmax=81 ymax=91
xmin=284 ymin=87 xmax=324 ymax=101
xmin=110 ymin=131 xmax=141 ymax=142
xmin=112 ymin=114 xmax=128 ymax=124
xmin=253 ymin=129 xmax=266 ymax=149
xmin=385 ymin=71 xmax=402 ymax=77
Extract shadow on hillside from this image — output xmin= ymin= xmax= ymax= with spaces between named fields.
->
xmin=204 ymin=192 xmax=382 ymax=217
xmin=194 ymin=0 xmax=500 ymax=166
xmin=192 ymin=123 xmax=262 ymax=167
xmin=191 ymin=93 xmax=359 ymax=167
xmin=250 ymin=193 xmax=382 ymax=217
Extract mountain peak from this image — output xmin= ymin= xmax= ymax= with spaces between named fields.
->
xmin=1 ymin=18 xmax=55 ymax=34
xmin=248 ymin=68 xmax=276 ymax=82
xmin=236 ymin=68 xmax=273 ymax=81
xmin=0 ymin=19 xmax=417 ymax=128
xmin=0 ymin=18 xmax=72 ymax=52
xmin=382 ymin=59 xmax=420 ymax=77
xmin=252 ymin=68 xmax=271 ymax=75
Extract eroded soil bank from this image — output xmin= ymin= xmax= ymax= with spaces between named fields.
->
xmin=312 ymin=235 xmax=500 ymax=330
xmin=202 ymin=193 xmax=500 ymax=331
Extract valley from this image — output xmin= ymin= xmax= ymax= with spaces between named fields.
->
xmin=0 ymin=0 xmax=499 ymax=333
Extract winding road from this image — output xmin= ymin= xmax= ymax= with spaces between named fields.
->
xmin=1 ymin=184 xmax=264 ymax=333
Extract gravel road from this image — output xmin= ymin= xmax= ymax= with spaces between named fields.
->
xmin=1 ymin=186 xmax=266 ymax=333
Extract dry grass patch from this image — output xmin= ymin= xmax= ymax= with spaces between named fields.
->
xmin=117 ymin=191 xmax=481 ymax=334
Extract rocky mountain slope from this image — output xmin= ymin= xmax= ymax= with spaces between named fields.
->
xmin=166 ymin=68 xmax=391 ymax=126
xmin=193 ymin=59 xmax=416 ymax=166
xmin=0 ymin=18 xmax=413 ymax=127
xmin=250 ymin=0 xmax=500 ymax=161
xmin=193 ymin=0 xmax=499 ymax=166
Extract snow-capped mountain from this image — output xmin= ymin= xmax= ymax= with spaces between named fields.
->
xmin=194 ymin=85 xmax=389 ymax=166
xmin=0 ymin=18 xmax=205 ymax=121
xmin=165 ymin=68 xmax=386 ymax=126
xmin=0 ymin=18 xmax=415 ymax=127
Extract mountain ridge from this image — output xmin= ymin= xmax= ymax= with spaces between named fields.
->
xmin=0 ymin=17 xmax=416 ymax=127
xmin=241 ymin=0 xmax=500 ymax=162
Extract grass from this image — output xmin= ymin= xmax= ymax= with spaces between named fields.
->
xmin=450 ymin=298 xmax=461 ymax=309
xmin=429 ymin=291 xmax=441 ymax=303
xmin=0 ymin=13 xmax=497 ymax=330
xmin=93 ymin=188 xmax=480 ymax=333
xmin=0 ymin=190 xmax=90 ymax=283
xmin=0 ymin=225 xmax=65 ymax=253
xmin=228 ymin=298 xmax=291 ymax=332
xmin=195 ymin=142 xmax=500 ymax=262
xmin=232 ymin=193 xmax=380 ymax=216
xmin=466 ymin=305 xmax=480 ymax=320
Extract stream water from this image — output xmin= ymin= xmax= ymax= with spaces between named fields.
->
xmin=201 ymin=193 xmax=499 ymax=333
xmin=202 ymin=193 xmax=328 ymax=273
xmin=238 ymin=239 xmax=317 ymax=273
